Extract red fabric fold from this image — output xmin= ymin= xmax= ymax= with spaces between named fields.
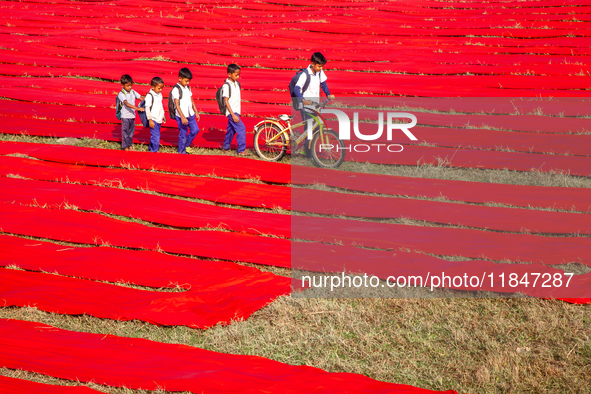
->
xmin=0 ymin=235 xmax=290 ymax=328
xmin=0 ymin=376 xmax=100 ymax=394
xmin=2 ymin=141 xmax=590 ymax=213
xmin=0 ymin=319 xmax=457 ymax=393
xmin=3 ymin=158 xmax=591 ymax=236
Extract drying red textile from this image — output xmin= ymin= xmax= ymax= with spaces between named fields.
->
xmin=2 ymin=159 xmax=591 ymax=236
xmin=0 ymin=140 xmax=290 ymax=183
xmin=293 ymin=240 xmax=591 ymax=300
xmin=2 ymin=141 xmax=590 ymax=213
xmin=1 ymin=98 xmax=589 ymax=174
xmin=2 ymin=168 xmax=589 ymax=266
xmin=291 ymin=166 xmax=591 ymax=213
xmin=4 ymin=96 xmax=591 ymax=157
xmin=2 ymin=77 xmax=589 ymax=118
xmin=1 ymin=199 xmax=590 ymax=271
xmin=0 ymin=376 xmax=101 ymax=394
xmin=1 ymin=62 xmax=588 ymax=97
xmin=0 ymin=202 xmax=291 ymax=267
xmin=0 ymin=319 xmax=457 ymax=393
xmin=0 ymin=235 xmax=290 ymax=328
xmin=0 ymin=169 xmax=291 ymax=236
xmin=344 ymin=144 xmax=591 ymax=176
xmin=0 ymin=156 xmax=289 ymax=210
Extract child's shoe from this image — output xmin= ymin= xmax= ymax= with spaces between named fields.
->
xmin=185 ymin=146 xmax=194 ymax=154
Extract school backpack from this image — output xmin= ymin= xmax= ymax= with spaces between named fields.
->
xmin=115 ymin=89 xmax=125 ymax=120
xmin=138 ymin=92 xmax=155 ymax=128
xmin=288 ymin=68 xmax=311 ymax=110
xmin=215 ymin=80 xmax=242 ymax=115
xmin=167 ymin=84 xmax=190 ymax=118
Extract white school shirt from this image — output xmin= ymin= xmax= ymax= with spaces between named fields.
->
xmin=117 ymin=89 xmax=141 ymax=119
xmin=295 ymin=65 xmax=327 ymax=106
xmin=170 ymin=84 xmax=195 ymax=118
xmin=221 ymin=78 xmax=241 ymax=116
xmin=144 ymin=89 xmax=165 ymax=123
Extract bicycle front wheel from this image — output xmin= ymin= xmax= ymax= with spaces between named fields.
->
xmin=253 ymin=122 xmax=287 ymax=161
xmin=310 ymin=129 xmax=346 ymax=168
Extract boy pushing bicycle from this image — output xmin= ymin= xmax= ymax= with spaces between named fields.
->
xmin=290 ymin=52 xmax=336 ymax=156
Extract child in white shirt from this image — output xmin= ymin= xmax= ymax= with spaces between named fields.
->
xmin=222 ymin=64 xmax=246 ymax=155
xmin=144 ymin=77 xmax=166 ymax=153
xmin=117 ymin=74 xmax=144 ymax=151
xmin=170 ymin=68 xmax=200 ymax=154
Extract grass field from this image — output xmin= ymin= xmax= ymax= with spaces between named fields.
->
xmin=1 ymin=0 xmax=591 ymax=392
xmin=1 ymin=134 xmax=590 ymax=393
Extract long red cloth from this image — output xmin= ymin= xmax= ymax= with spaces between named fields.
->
xmin=1 ymin=101 xmax=589 ymax=174
xmin=0 ymin=171 xmax=291 ymax=236
xmin=2 ymin=159 xmax=591 ymax=236
xmin=0 ymin=319 xmax=457 ymax=393
xmin=4 ymin=100 xmax=591 ymax=157
xmin=0 ymin=235 xmax=290 ymax=328
xmin=2 ymin=141 xmax=590 ymax=213
xmin=1 ymin=63 xmax=588 ymax=97
xmin=0 ymin=376 xmax=100 ymax=394
xmin=3 ymin=82 xmax=591 ymax=136
xmin=2 ymin=170 xmax=589 ymax=266
xmin=0 ymin=202 xmax=291 ymax=267
xmin=1 ymin=200 xmax=589 ymax=272
xmin=1 ymin=207 xmax=589 ymax=303
xmin=2 ymin=76 xmax=591 ymax=117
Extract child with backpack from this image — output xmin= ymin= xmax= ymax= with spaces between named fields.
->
xmin=291 ymin=52 xmax=335 ymax=116
xmin=144 ymin=77 xmax=166 ymax=153
xmin=116 ymin=74 xmax=144 ymax=151
xmin=169 ymin=68 xmax=200 ymax=154
xmin=289 ymin=52 xmax=335 ymax=156
xmin=217 ymin=64 xmax=246 ymax=155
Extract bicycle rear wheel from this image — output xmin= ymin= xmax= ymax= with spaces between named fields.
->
xmin=253 ymin=122 xmax=287 ymax=161
xmin=310 ymin=129 xmax=346 ymax=168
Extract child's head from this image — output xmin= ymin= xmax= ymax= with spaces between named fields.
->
xmin=150 ymin=77 xmax=164 ymax=94
xmin=178 ymin=68 xmax=192 ymax=87
xmin=120 ymin=74 xmax=133 ymax=92
xmin=227 ymin=64 xmax=240 ymax=82
xmin=310 ymin=52 xmax=327 ymax=74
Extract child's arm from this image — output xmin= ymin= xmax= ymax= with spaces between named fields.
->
xmin=224 ymin=97 xmax=239 ymax=123
xmin=320 ymin=82 xmax=335 ymax=100
xmin=191 ymin=95 xmax=200 ymax=121
xmin=130 ymin=90 xmax=145 ymax=111
xmin=123 ymin=100 xmax=144 ymax=112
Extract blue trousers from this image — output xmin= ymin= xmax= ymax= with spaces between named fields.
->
xmin=176 ymin=115 xmax=199 ymax=154
xmin=223 ymin=113 xmax=246 ymax=153
xmin=148 ymin=122 xmax=161 ymax=153
xmin=299 ymin=109 xmax=314 ymax=157
xmin=120 ymin=118 xmax=135 ymax=150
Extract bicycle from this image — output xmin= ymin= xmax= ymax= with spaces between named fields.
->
xmin=252 ymin=101 xmax=346 ymax=168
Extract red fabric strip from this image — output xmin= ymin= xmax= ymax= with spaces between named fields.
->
xmin=2 ymin=141 xmax=590 ymax=213
xmin=2 ymin=159 xmax=591 ymax=236
xmin=0 ymin=165 xmax=291 ymax=234
xmin=1 ymin=198 xmax=589 ymax=269
xmin=0 ymin=319 xmax=456 ymax=393
xmin=0 ymin=140 xmax=290 ymax=183
xmin=0 ymin=376 xmax=100 ymax=394
xmin=0 ymin=203 xmax=291 ymax=267
xmin=0 ymin=235 xmax=290 ymax=328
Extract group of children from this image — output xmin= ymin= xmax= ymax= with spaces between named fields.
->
xmin=116 ymin=52 xmax=334 ymax=155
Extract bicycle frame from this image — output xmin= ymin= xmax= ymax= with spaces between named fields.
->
xmin=253 ymin=106 xmax=330 ymax=151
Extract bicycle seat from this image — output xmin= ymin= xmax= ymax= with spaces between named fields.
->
xmin=279 ymin=114 xmax=295 ymax=121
